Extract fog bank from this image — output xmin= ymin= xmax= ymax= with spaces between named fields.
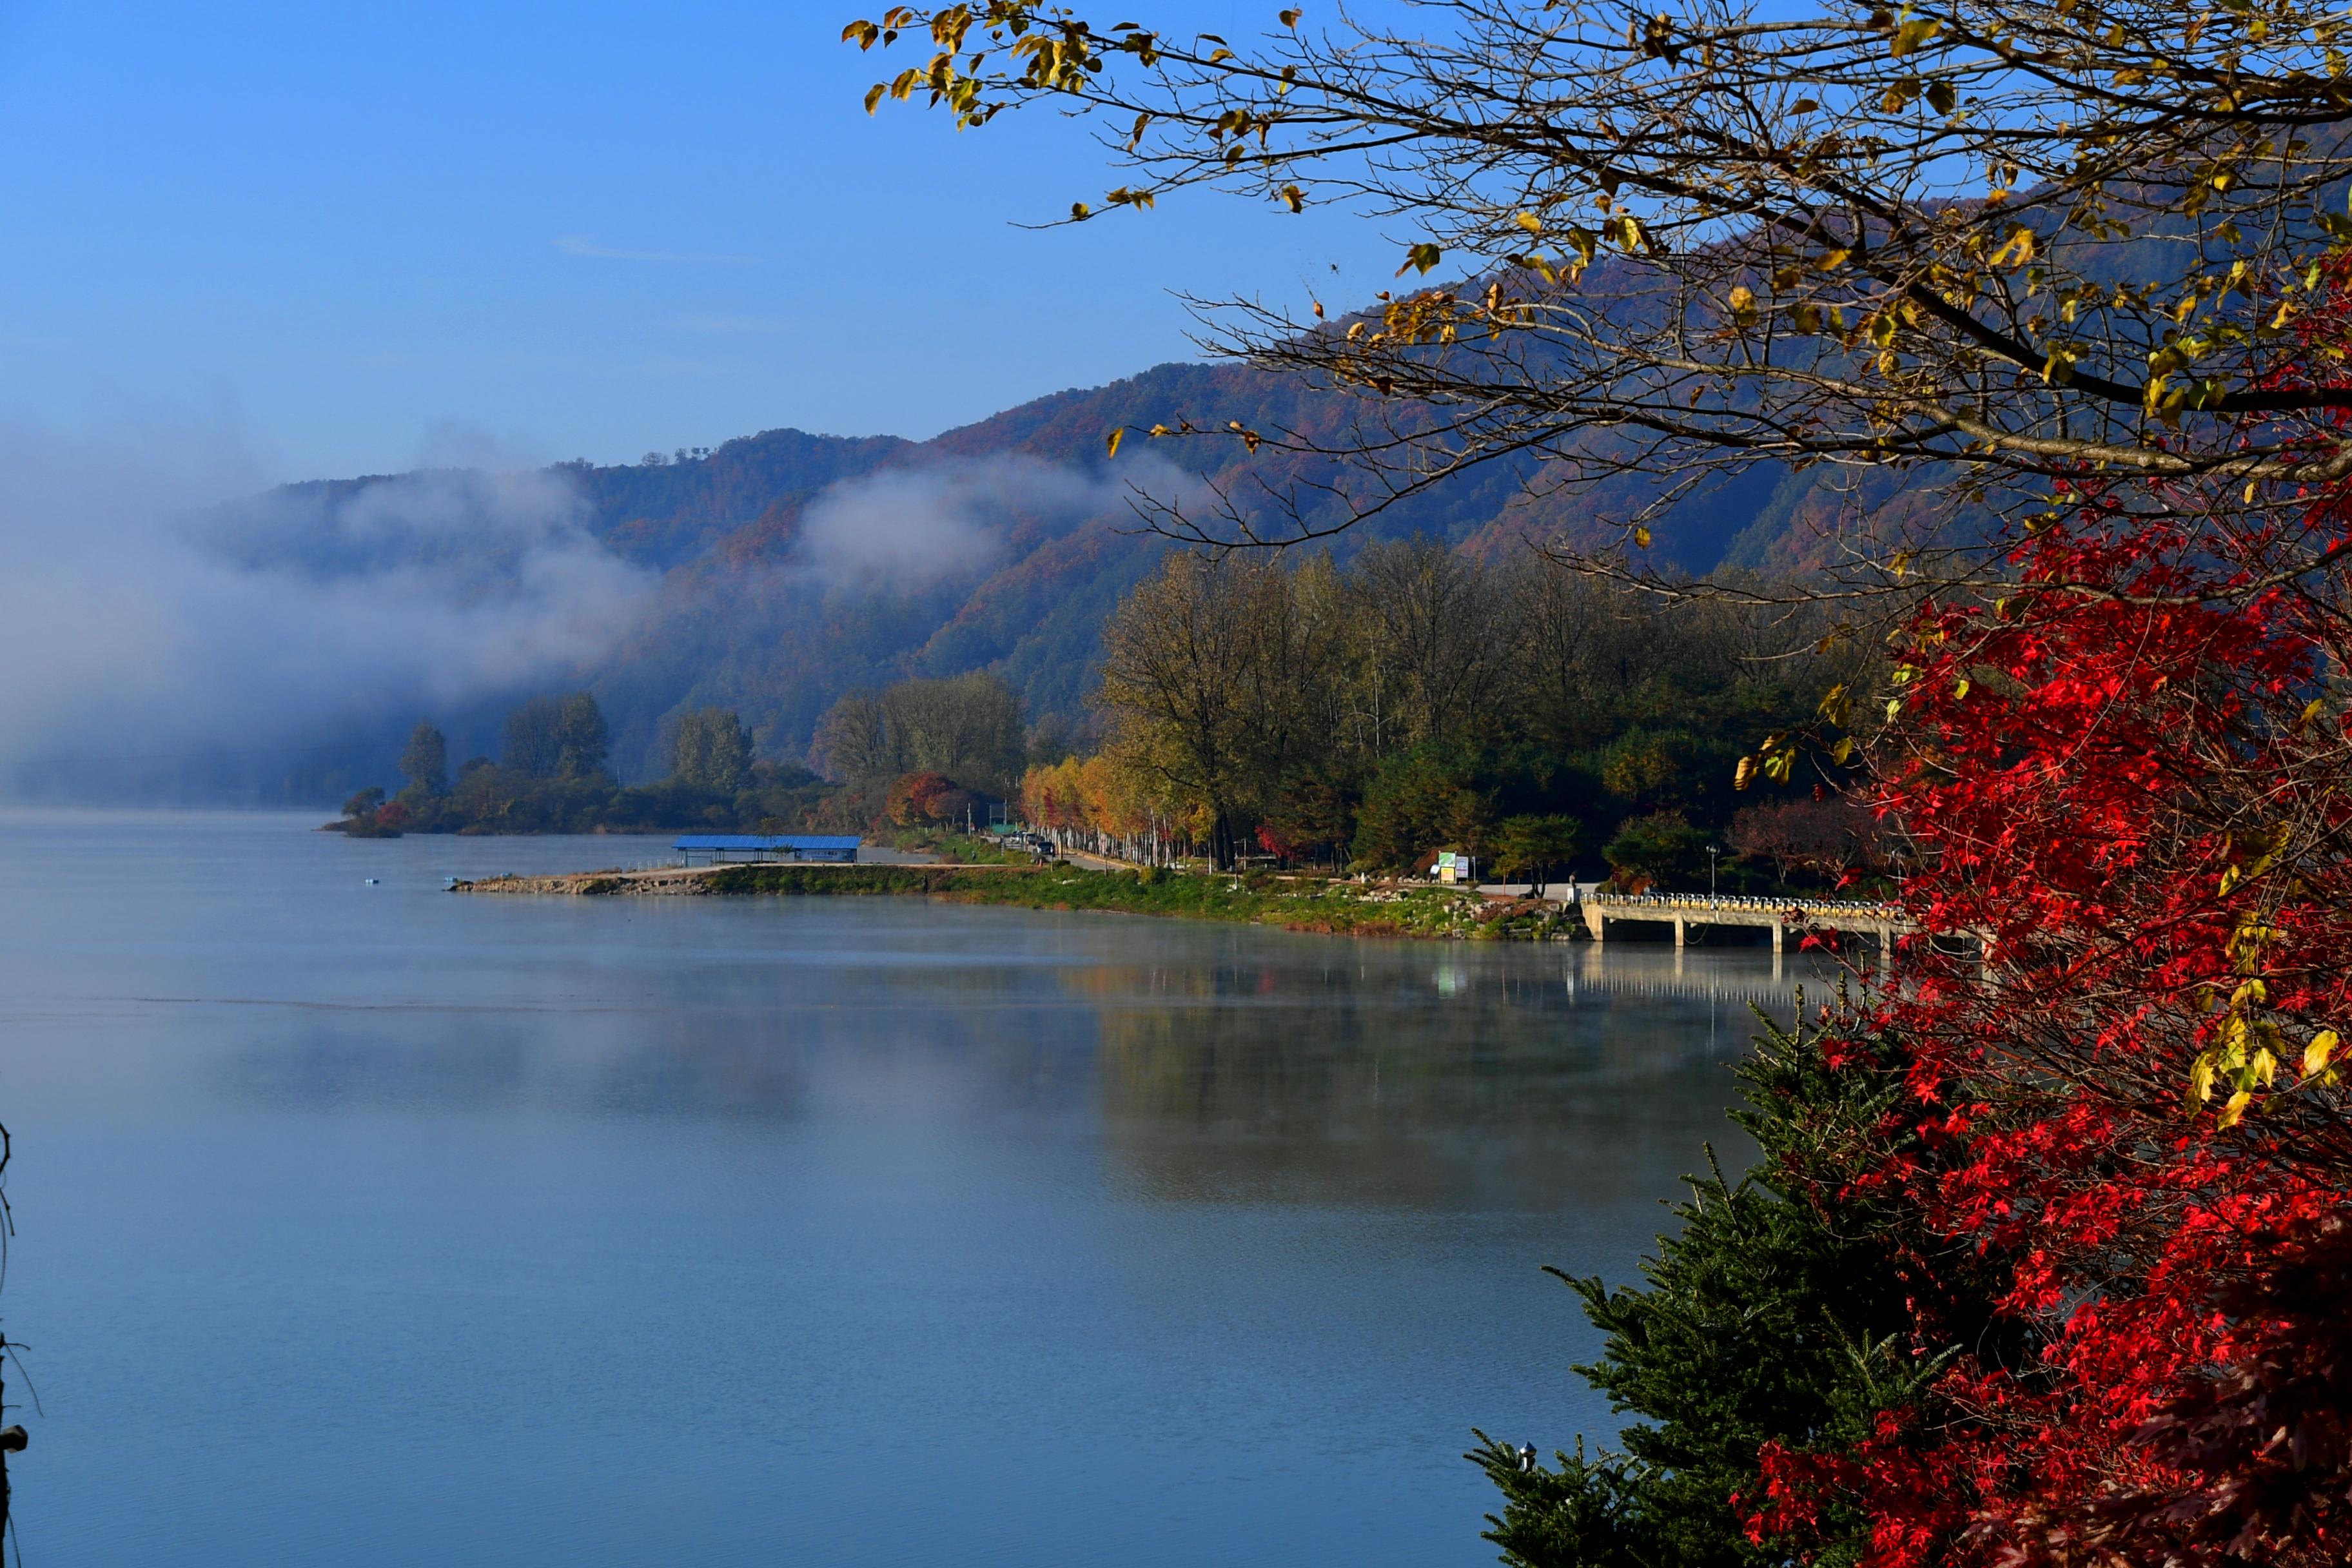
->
xmin=0 ymin=404 xmax=654 ymax=801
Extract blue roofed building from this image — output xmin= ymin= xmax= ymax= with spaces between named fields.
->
xmin=674 ymin=834 xmax=861 ymax=865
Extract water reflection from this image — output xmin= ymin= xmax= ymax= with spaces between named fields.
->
xmin=1086 ymin=946 xmax=1810 ymax=1210
xmin=203 ymin=917 xmax=1817 ymax=1215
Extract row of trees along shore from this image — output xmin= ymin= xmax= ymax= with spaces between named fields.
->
xmin=847 ymin=1 xmax=2352 ymax=1565
xmin=333 ymin=694 xmax=831 ymax=836
xmin=1020 ymin=540 xmax=1881 ymax=887
xmin=338 ymin=577 xmax=1882 ymax=896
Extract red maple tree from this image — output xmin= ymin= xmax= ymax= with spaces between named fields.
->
xmin=1750 ymin=387 xmax=2352 ymax=1563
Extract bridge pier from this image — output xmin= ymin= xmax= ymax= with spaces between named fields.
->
xmin=1672 ymin=916 xmax=1686 ymax=948
xmin=1770 ymin=923 xmax=1785 ymax=956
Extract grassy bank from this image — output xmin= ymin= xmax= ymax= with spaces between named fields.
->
xmin=700 ymin=863 xmax=1580 ymax=941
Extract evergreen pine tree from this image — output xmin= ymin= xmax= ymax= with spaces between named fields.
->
xmin=1473 ymin=1004 xmax=2013 ymax=1568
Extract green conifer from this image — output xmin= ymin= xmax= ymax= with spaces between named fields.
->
xmin=1473 ymin=1004 xmax=2010 ymax=1568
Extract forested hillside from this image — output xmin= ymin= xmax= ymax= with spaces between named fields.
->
xmin=229 ymin=346 xmax=1953 ymax=798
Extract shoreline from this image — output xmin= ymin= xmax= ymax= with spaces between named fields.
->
xmin=449 ymin=861 xmax=1586 ymax=943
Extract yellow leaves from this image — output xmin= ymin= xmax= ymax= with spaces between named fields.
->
xmin=1514 ymin=211 xmax=1544 ymax=236
xmin=1106 ymin=427 xmax=1124 ymax=458
xmin=1830 ymin=736 xmax=1857 ymax=765
xmin=1516 ymin=253 xmax=1561 ymax=286
xmin=1632 ymin=525 xmax=1653 ymax=548
xmin=2228 ymin=910 xmax=2282 ymax=972
xmin=1989 ymin=226 xmax=2038 ymax=269
xmin=1397 ymin=242 xmax=1444 ymax=277
xmin=1372 ymin=288 xmax=1473 ymax=347
xmin=1279 ymin=6 xmax=1302 ymax=24
xmin=1727 ymin=284 xmax=1758 ymax=327
xmin=2306 ymin=1030 xmax=2341 ymax=1077
xmin=1954 ymin=677 xmax=1971 ymax=700
xmin=1925 ymin=78 xmax=1956 ymax=114
xmin=1227 ymin=420 xmax=1262 ymax=455
xmin=1070 ymin=201 xmax=1093 ymax=220
xmin=1279 ymin=184 xmax=1305 ymax=213
xmin=1814 ymin=246 xmax=1850 ymax=273
xmin=843 ymin=20 xmax=883 ymax=48
xmin=1818 ymin=682 xmax=1853 ymax=725
xmin=1634 ymin=12 xmax=1681 ymax=61
xmin=1210 ymin=107 xmax=1257 ymax=142
xmin=2219 ymin=1088 xmax=2253 ymax=1129
xmin=2219 ymin=1014 xmax=2251 ymax=1067
xmin=2221 ymin=824 xmax=2293 ymax=900
xmin=2298 ymin=696 xmax=2329 ymax=731
xmin=1735 ymin=733 xmax=1799 ymax=790
xmin=2190 ymin=1053 xmax=2218 ymax=1104
xmin=1889 ymin=15 xmax=1943 ymax=57
xmin=1148 ymin=424 xmax=1170 ymax=437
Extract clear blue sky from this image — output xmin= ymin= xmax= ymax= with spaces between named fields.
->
xmin=0 ymin=1 xmax=1394 ymax=480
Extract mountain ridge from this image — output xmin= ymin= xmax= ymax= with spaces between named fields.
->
xmin=224 ymin=350 xmax=1925 ymax=800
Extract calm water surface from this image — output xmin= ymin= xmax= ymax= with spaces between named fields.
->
xmin=0 ymin=809 xmax=1816 ymax=1565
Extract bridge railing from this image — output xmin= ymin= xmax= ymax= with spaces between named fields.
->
xmin=1587 ymin=891 xmax=1906 ymax=921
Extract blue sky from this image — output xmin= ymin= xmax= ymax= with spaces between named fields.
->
xmin=0 ymin=1 xmax=1394 ymax=480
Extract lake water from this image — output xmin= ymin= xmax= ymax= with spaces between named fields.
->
xmin=0 ymin=809 xmax=1814 ymax=1565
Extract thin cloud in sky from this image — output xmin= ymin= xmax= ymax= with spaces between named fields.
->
xmin=553 ymin=234 xmax=754 ymax=264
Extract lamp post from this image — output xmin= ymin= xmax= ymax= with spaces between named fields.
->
xmin=1707 ymin=844 xmax=1720 ymax=897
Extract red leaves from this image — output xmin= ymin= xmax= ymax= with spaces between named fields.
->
xmin=1772 ymin=471 xmax=2352 ymax=1562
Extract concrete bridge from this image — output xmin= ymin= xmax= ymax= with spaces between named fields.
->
xmin=1581 ymin=890 xmax=1910 ymax=961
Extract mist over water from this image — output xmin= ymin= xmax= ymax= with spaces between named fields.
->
xmin=0 ymin=406 xmax=655 ymax=801
xmin=0 ymin=404 xmax=1202 ymax=799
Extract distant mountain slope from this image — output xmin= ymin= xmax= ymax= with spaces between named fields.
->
xmin=567 ymin=427 xmax=914 ymax=571
xmin=226 ymin=346 xmax=1954 ymax=794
